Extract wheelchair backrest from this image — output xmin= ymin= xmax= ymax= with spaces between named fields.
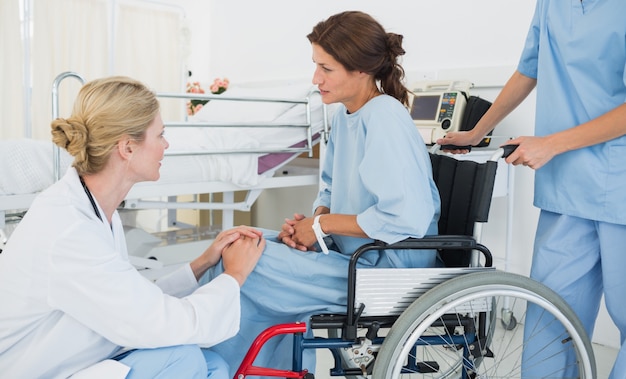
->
xmin=429 ymin=153 xmax=498 ymax=267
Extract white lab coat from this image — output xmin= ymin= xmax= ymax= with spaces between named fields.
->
xmin=0 ymin=168 xmax=241 ymax=378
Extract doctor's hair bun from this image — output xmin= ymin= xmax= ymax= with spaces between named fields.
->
xmin=50 ymin=76 xmax=159 ymax=176
xmin=51 ymin=117 xmax=91 ymax=173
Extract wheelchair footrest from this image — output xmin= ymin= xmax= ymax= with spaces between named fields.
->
xmin=309 ymin=314 xmax=396 ymax=330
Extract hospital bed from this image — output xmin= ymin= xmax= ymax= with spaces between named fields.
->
xmin=0 ymin=72 xmax=333 ymax=256
xmin=234 ymin=146 xmax=597 ymax=379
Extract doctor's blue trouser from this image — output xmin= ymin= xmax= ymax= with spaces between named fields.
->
xmin=114 ymin=345 xmax=229 ymax=379
xmin=522 ymin=211 xmax=626 ymax=378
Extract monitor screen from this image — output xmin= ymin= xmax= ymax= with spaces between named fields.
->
xmin=410 ymin=95 xmax=440 ymax=121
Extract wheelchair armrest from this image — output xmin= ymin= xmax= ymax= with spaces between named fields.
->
xmin=386 ymin=234 xmax=480 ymax=250
xmin=351 ymin=235 xmax=492 ymax=268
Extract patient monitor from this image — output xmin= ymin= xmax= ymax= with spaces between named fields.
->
xmin=408 ymin=80 xmax=472 ymax=144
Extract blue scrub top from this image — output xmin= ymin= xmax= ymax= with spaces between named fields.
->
xmin=518 ymin=0 xmax=626 ymax=224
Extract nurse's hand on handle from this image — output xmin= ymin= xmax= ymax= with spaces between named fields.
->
xmin=500 ymin=136 xmax=555 ymax=170
xmin=436 ymin=130 xmax=484 ymax=154
xmin=438 ymin=131 xmax=550 ymax=169
xmin=191 ymin=226 xmax=265 ymax=285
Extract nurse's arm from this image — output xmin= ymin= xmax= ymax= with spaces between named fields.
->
xmin=506 ymin=103 xmax=626 ymax=170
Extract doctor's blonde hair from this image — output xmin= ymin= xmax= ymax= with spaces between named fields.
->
xmin=307 ymin=10 xmax=410 ymax=106
xmin=51 ymin=76 xmax=159 ymax=175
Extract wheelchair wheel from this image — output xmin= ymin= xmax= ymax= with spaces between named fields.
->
xmin=372 ymin=270 xmax=596 ymax=378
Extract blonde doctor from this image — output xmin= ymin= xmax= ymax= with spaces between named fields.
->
xmin=0 ymin=76 xmax=265 ymax=379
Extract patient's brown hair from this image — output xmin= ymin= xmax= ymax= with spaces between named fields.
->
xmin=307 ymin=10 xmax=409 ymax=106
xmin=51 ymin=76 xmax=159 ymax=175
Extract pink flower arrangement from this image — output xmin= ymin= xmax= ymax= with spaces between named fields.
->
xmin=210 ymin=77 xmax=230 ymax=95
xmin=186 ymin=77 xmax=230 ymax=115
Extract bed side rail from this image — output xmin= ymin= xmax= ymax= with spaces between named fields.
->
xmin=51 ymin=72 xmax=85 ymax=181
xmin=157 ymin=88 xmax=328 ymax=158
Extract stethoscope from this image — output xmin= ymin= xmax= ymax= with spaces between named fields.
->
xmin=79 ymin=176 xmax=103 ymax=222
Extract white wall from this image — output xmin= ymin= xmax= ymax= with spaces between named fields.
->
xmin=170 ymin=0 xmax=619 ymax=349
xmin=187 ymin=0 xmax=535 ymax=84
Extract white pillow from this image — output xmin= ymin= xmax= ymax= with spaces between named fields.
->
xmin=0 ymin=139 xmax=72 ymax=195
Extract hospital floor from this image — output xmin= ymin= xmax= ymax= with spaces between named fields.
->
xmin=312 ymin=340 xmax=618 ymax=378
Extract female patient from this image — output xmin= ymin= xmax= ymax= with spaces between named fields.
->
xmin=0 ymin=77 xmax=265 ymax=379
xmin=202 ymin=10 xmax=441 ymax=376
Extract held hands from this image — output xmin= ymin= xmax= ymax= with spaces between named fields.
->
xmin=221 ymin=226 xmax=265 ymax=286
xmin=194 ymin=226 xmax=265 ymax=286
xmin=278 ymin=213 xmax=317 ymax=252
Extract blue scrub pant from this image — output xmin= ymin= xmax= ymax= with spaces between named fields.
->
xmin=522 ymin=211 xmax=626 ymax=378
xmin=113 ymin=345 xmax=229 ymax=379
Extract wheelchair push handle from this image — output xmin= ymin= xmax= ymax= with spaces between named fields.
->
xmin=500 ymin=144 xmax=518 ymax=158
xmin=489 ymin=144 xmax=519 ymax=161
xmin=439 ymin=143 xmax=519 ymax=159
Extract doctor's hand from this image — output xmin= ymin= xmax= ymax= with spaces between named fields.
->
xmin=436 ymin=131 xmax=483 ymax=154
xmin=278 ymin=213 xmax=310 ymax=251
xmin=191 ymin=226 xmax=264 ymax=281
xmin=222 ymin=231 xmax=265 ymax=286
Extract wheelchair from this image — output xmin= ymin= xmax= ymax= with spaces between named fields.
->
xmin=234 ymin=146 xmax=596 ymax=379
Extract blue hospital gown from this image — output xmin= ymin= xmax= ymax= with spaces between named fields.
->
xmin=202 ymin=94 xmax=441 ymax=377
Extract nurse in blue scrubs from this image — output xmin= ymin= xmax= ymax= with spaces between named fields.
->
xmin=202 ymin=10 xmax=441 ymax=377
xmin=438 ymin=1 xmax=626 ymax=377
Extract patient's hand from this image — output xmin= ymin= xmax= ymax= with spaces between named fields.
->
xmin=290 ymin=217 xmax=318 ymax=251
xmin=278 ymin=213 xmax=310 ymax=251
